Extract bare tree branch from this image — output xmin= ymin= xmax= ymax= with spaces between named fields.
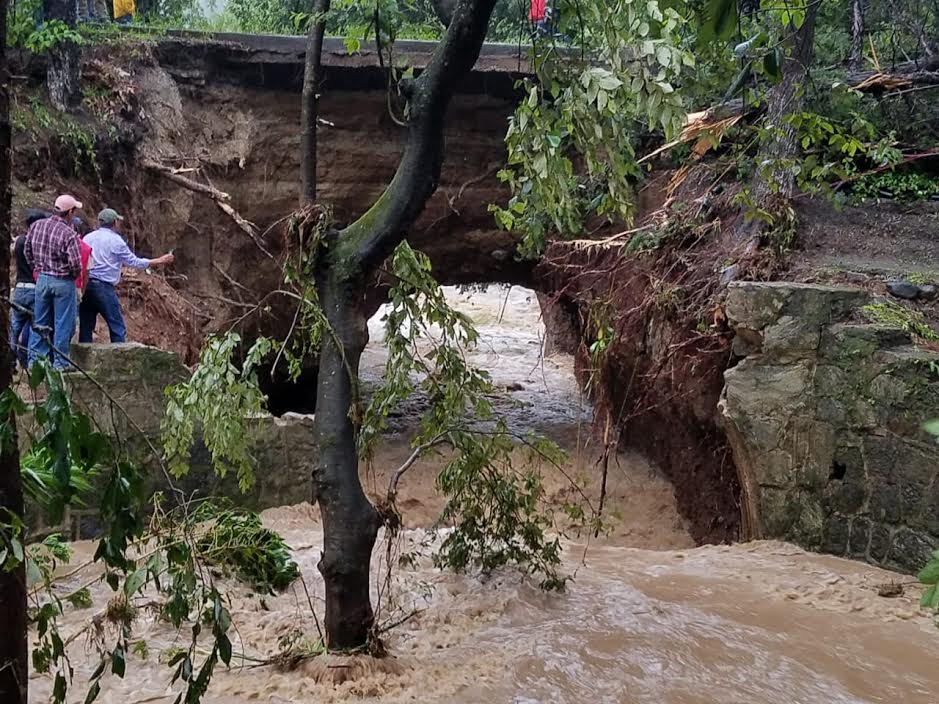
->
xmin=143 ymin=159 xmax=276 ymax=262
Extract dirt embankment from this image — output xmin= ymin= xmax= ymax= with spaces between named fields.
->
xmin=11 ymin=38 xmax=529 ymax=364
xmin=536 ymin=163 xmax=939 ymax=546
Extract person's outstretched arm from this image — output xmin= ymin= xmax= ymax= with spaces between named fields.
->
xmin=118 ymin=241 xmax=156 ymax=270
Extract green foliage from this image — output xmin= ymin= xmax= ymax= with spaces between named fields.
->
xmin=161 ymin=333 xmax=273 ymax=492
xmin=923 ymin=418 xmax=939 ymax=442
xmin=21 ymin=444 xmax=99 ymax=509
xmin=492 ymin=0 xmax=693 ymax=258
xmin=852 ymin=170 xmax=939 ymax=203
xmin=0 ymin=363 xmax=126 ymax=704
xmin=23 ymin=19 xmax=84 ymax=52
xmin=67 ymin=587 xmax=94 ymax=609
xmin=779 ymin=108 xmax=903 ymax=198
xmin=0 ymin=337 xmax=275 ymax=704
xmin=862 ymin=301 xmax=939 ymax=342
xmin=370 ymin=243 xmax=595 ymax=588
xmin=12 ymin=94 xmax=99 ymax=177
xmin=17 ymin=361 xmax=111 ymax=524
xmin=221 ymin=0 xmax=305 ymax=34
xmin=6 ymin=0 xmax=41 ymax=47
xmin=185 ymin=501 xmax=300 ymax=594
xmin=699 ymin=0 xmax=738 ymax=45
xmin=434 ymin=426 xmax=574 ymax=590
xmin=360 ymin=241 xmax=490 ymax=456
xmin=6 ymin=0 xmax=83 ymax=52
xmin=29 ymin=535 xmax=74 ymax=704
xmin=140 ymin=0 xmax=209 ymax=28
xmin=918 ymin=549 xmax=939 ymax=616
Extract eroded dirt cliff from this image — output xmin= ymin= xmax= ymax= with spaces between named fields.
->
xmin=11 ymin=36 xmax=529 ymax=363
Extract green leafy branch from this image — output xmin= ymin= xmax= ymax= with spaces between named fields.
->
xmin=366 ymin=243 xmax=597 ymax=588
xmin=492 ymin=0 xmax=693 ymax=258
xmin=161 ymin=333 xmax=273 ymax=492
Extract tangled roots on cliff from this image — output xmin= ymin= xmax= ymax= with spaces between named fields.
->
xmin=284 ymin=204 xmax=333 ymax=262
xmin=119 ymin=270 xmax=203 ymax=364
xmin=537 ymin=169 xmax=748 ymax=543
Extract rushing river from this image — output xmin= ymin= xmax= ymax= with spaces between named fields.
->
xmin=29 ymin=285 xmax=939 ymax=703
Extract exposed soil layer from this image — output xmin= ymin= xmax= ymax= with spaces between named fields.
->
xmin=539 ymin=244 xmax=740 ymax=545
xmin=10 ymin=39 xmax=530 ymax=368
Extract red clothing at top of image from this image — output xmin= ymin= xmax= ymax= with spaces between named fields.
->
xmin=530 ymin=0 xmax=546 ymax=21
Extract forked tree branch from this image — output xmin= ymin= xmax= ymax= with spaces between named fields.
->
xmin=334 ymin=0 xmax=500 ymax=275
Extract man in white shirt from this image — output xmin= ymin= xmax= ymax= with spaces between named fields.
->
xmin=78 ymin=208 xmax=175 ymax=343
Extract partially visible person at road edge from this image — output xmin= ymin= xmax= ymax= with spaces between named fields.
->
xmin=9 ymin=209 xmax=49 ymax=370
xmin=113 ymin=0 xmax=135 ymax=24
xmin=79 ymin=208 xmax=174 ymax=344
xmin=24 ymin=195 xmax=84 ymax=370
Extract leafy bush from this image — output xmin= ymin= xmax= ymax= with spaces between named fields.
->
xmin=918 ymin=550 xmax=939 ymax=615
xmin=23 ymin=19 xmax=83 ymax=52
xmin=852 ymin=170 xmax=939 ymax=203
xmin=162 ymin=332 xmax=272 ymax=492
xmin=188 ymin=502 xmax=300 ymax=594
xmin=21 ymin=445 xmax=99 ymax=508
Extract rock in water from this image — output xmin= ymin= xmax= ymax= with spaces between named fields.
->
xmin=886 ymin=281 xmax=920 ymax=300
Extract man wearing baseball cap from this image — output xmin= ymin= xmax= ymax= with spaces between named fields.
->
xmin=79 ymin=208 xmax=174 ymax=343
xmin=24 ymin=195 xmax=84 ymax=369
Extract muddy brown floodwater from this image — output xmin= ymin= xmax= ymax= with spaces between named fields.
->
xmin=29 ymin=286 xmax=939 ymax=703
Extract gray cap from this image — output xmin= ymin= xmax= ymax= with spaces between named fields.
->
xmin=98 ymin=208 xmax=124 ymax=225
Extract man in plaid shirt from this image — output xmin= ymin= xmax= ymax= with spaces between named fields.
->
xmin=24 ymin=195 xmax=84 ymax=369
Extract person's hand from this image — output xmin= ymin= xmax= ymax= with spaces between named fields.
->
xmin=155 ymin=252 xmax=175 ymax=266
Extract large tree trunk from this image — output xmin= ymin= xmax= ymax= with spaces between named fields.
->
xmin=302 ymin=0 xmax=499 ymax=651
xmin=739 ymin=0 xmax=820 ymax=236
xmin=756 ymin=2 xmax=820 ymax=200
xmin=299 ymin=0 xmax=330 ymax=205
xmin=849 ymin=0 xmax=865 ymax=69
xmin=43 ymin=0 xmax=81 ymax=111
xmin=0 ymin=0 xmax=27 ymax=698
xmin=311 ymin=263 xmax=380 ymax=650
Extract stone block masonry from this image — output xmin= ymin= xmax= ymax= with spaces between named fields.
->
xmin=721 ymin=281 xmax=939 ymax=573
xmin=30 ymin=343 xmax=315 ymax=537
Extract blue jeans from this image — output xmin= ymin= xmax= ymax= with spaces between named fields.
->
xmin=29 ymin=274 xmax=77 ymax=370
xmin=9 ymin=285 xmax=34 ymax=370
xmin=79 ymin=279 xmax=126 ymax=343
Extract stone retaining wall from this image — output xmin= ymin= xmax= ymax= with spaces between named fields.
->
xmin=721 ymin=282 xmax=939 ymax=572
xmin=33 ymin=343 xmax=315 ymax=537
